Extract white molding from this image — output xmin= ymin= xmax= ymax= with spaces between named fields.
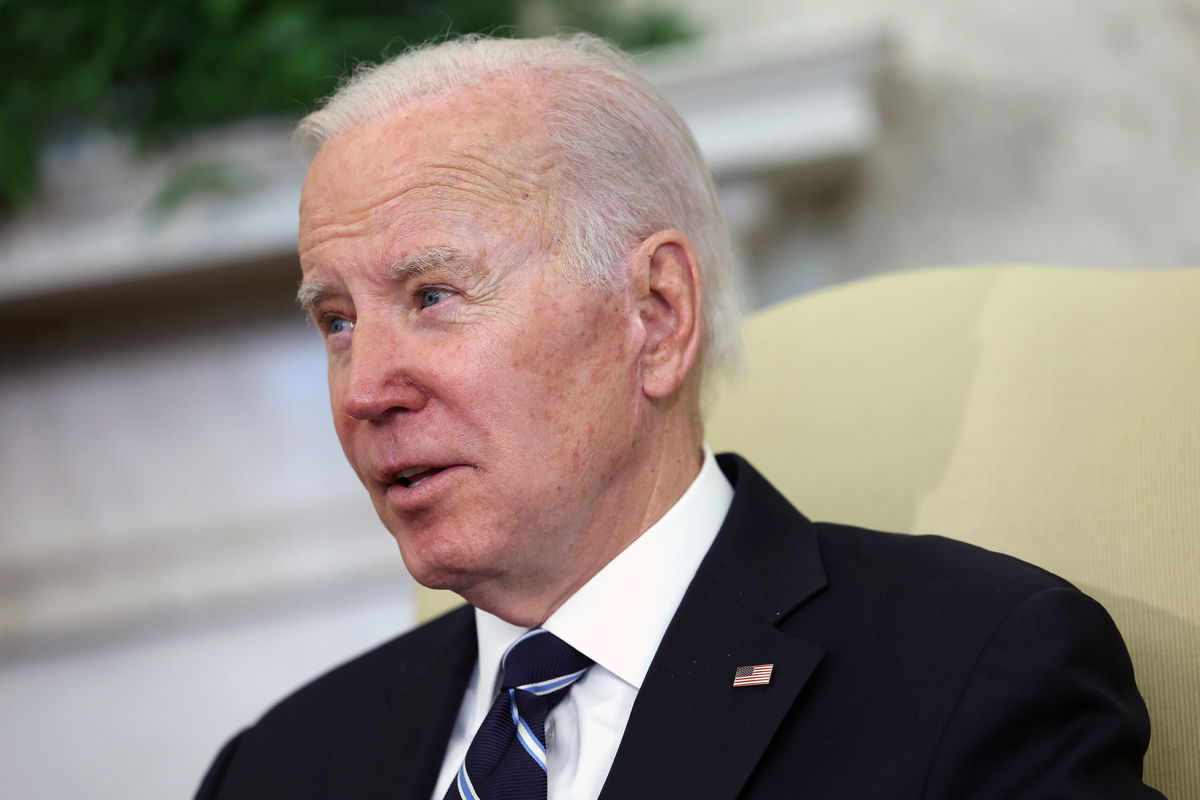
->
xmin=647 ymin=27 xmax=887 ymax=178
xmin=0 ymin=122 xmax=304 ymax=302
xmin=0 ymin=28 xmax=885 ymax=303
xmin=0 ymin=493 xmax=404 ymax=655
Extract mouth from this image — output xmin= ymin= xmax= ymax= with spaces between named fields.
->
xmin=390 ymin=466 xmax=448 ymax=489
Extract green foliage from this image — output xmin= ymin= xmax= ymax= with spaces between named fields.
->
xmin=146 ymin=160 xmax=252 ymax=220
xmin=1 ymin=0 xmax=693 ymax=213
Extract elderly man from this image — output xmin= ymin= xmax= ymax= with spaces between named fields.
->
xmin=197 ymin=34 xmax=1161 ymax=799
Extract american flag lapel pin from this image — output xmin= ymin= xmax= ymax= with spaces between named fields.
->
xmin=733 ymin=663 xmax=774 ymax=687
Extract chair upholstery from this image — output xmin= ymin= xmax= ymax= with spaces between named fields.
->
xmin=706 ymin=265 xmax=1200 ymax=798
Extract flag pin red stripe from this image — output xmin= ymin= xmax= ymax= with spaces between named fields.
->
xmin=732 ymin=663 xmax=774 ymax=687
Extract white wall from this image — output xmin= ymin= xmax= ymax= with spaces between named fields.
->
xmin=660 ymin=0 xmax=1200 ymax=305
xmin=0 ymin=590 xmax=412 ymax=799
xmin=0 ymin=307 xmax=414 ymax=797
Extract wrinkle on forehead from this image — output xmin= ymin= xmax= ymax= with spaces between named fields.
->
xmin=401 ymin=149 xmax=556 ymax=232
xmin=427 ymin=147 xmax=547 ymax=205
xmin=300 ymin=77 xmax=563 ymax=255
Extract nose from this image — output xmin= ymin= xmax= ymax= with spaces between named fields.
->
xmin=335 ymin=320 xmax=429 ymax=422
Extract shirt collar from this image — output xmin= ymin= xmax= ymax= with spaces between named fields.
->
xmin=473 ymin=446 xmax=733 ymax=692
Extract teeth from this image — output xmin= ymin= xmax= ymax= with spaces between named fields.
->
xmin=395 ymin=466 xmax=440 ymax=488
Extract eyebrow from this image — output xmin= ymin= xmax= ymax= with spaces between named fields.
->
xmin=295 ymin=280 xmax=328 ymax=316
xmin=391 ymin=246 xmax=475 ymax=279
xmin=295 ymin=247 xmax=477 ymax=315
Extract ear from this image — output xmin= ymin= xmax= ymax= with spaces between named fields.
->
xmin=630 ymin=229 xmax=704 ymax=399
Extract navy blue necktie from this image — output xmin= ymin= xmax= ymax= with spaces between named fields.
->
xmin=444 ymin=629 xmax=593 ymax=800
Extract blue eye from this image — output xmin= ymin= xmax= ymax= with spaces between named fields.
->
xmin=421 ymin=288 xmax=450 ymax=308
xmin=326 ymin=317 xmax=354 ymax=335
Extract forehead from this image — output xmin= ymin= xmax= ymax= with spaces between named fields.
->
xmin=298 ymin=79 xmax=560 ymax=266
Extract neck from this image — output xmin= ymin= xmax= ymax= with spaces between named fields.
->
xmin=464 ymin=398 xmax=704 ymax=626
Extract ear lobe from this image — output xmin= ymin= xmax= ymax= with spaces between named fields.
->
xmin=634 ymin=230 xmax=703 ymax=399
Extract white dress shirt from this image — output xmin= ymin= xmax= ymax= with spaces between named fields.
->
xmin=429 ymin=447 xmax=734 ymax=800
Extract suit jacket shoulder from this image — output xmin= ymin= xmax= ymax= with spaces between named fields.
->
xmin=196 ymin=604 xmax=475 ymax=799
xmin=600 ymin=453 xmax=1160 ymax=799
xmin=800 ymin=519 xmax=1075 ymax=654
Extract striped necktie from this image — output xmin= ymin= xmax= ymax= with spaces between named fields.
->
xmin=445 ymin=628 xmax=594 ymax=800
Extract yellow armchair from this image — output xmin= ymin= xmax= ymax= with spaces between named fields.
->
xmin=708 ymin=266 xmax=1200 ymax=798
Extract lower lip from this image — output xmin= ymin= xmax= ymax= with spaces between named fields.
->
xmin=384 ymin=465 xmax=467 ymax=507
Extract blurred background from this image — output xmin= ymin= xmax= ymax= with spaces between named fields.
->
xmin=3 ymin=0 xmax=1200 ymax=796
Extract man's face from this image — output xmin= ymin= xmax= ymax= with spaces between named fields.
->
xmin=297 ymin=84 xmax=652 ymax=613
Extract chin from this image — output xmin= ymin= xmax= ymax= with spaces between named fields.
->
xmin=406 ymin=564 xmax=475 ymax=593
xmin=393 ymin=535 xmax=491 ymax=595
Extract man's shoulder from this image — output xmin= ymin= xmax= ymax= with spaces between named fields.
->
xmin=196 ymin=605 xmax=475 ymax=797
xmin=717 ymin=451 xmax=1075 ymax=614
xmin=254 ymin=602 xmax=474 ymax=730
xmin=703 ymin=457 xmax=1156 ymax=798
xmin=792 ymin=520 xmax=1102 ymax=669
xmin=813 ymin=520 xmax=1072 ymax=599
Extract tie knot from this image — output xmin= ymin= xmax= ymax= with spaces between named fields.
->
xmin=500 ymin=629 xmax=593 ymax=696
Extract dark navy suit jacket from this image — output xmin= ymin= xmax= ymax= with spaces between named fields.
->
xmin=197 ymin=454 xmax=1162 ymax=799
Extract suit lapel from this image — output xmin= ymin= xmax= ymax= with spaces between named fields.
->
xmin=599 ymin=455 xmax=828 ymax=800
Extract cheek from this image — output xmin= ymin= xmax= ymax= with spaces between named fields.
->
xmin=331 ymin=415 xmax=361 ymax=475
xmin=516 ymin=310 xmax=637 ymax=442
xmin=326 ymin=371 xmax=364 ymax=468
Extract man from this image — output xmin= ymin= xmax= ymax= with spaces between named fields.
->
xmin=197 ymin=34 xmax=1162 ymax=799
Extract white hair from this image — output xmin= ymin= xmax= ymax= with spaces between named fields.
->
xmin=295 ymin=33 xmax=741 ymax=378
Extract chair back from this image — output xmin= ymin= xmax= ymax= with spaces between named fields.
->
xmin=707 ymin=266 xmax=1200 ymax=798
